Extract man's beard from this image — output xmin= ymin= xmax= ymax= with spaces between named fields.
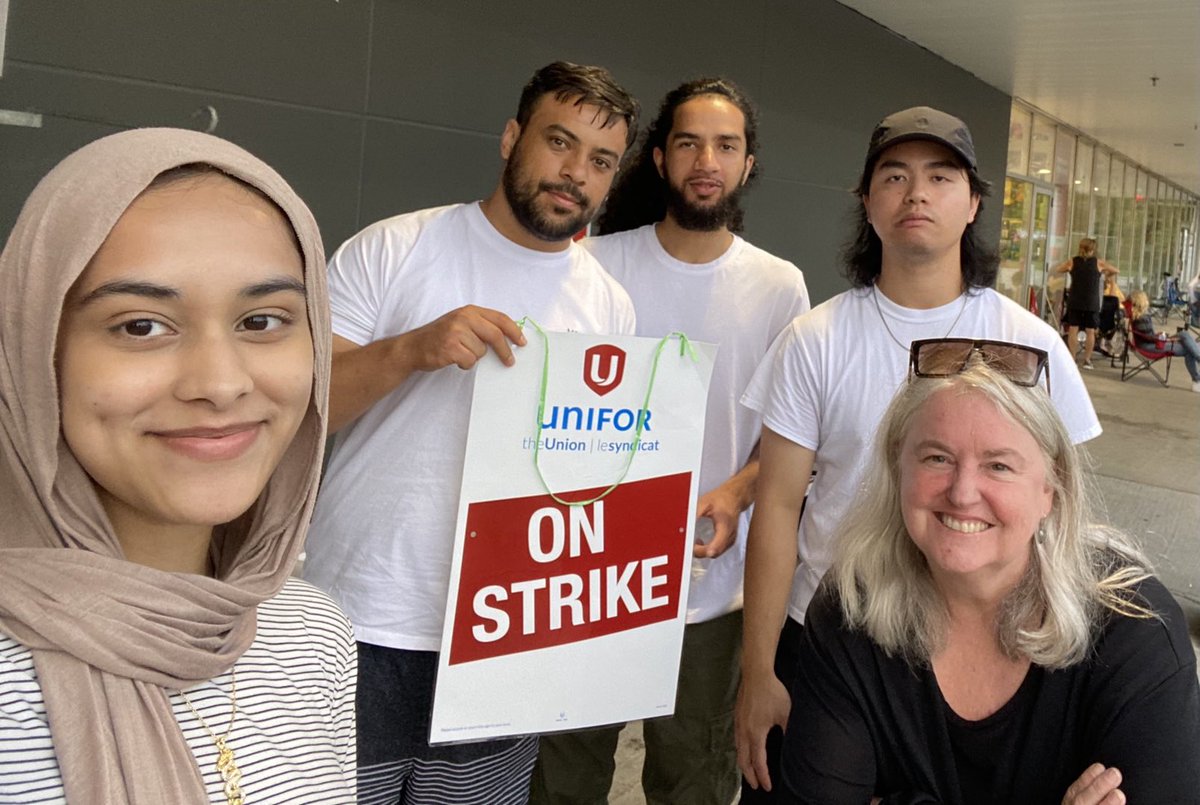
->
xmin=502 ymin=144 xmax=593 ymax=242
xmin=663 ymin=172 xmax=745 ymax=232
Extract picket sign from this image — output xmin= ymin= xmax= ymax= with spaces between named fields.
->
xmin=429 ymin=326 xmax=716 ymax=744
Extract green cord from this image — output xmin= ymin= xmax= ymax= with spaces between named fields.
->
xmin=517 ymin=317 xmax=697 ymax=507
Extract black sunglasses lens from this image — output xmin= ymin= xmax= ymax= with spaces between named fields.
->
xmin=914 ymin=342 xmax=970 ymax=376
xmin=979 ymin=345 xmax=1041 ymax=385
xmin=913 ymin=341 xmax=1044 ymax=387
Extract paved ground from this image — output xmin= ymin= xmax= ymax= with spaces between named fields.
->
xmin=608 ymin=311 xmax=1200 ymax=804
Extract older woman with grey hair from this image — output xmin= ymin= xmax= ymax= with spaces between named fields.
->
xmin=780 ymin=339 xmax=1199 ymax=804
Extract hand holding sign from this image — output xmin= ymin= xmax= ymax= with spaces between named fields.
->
xmin=408 ymin=305 xmax=526 ymax=371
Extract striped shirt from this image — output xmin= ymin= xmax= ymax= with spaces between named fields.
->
xmin=0 ymin=578 xmax=356 ymax=803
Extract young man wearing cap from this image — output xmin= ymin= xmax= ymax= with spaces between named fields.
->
xmin=733 ymin=106 xmax=1101 ymax=801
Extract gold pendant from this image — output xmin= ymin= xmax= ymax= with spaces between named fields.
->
xmin=214 ymin=737 xmax=245 ymax=805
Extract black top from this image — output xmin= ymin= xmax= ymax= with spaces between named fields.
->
xmin=781 ymin=576 xmax=1200 ymax=804
xmin=1067 ymin=256 xmax=1103 ymax=312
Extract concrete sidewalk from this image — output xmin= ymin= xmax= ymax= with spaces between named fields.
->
xmin=607 ymin=318 xmax=1200 ymax=804
xmin=1075 ymin=335 xmax=1200 ymax=621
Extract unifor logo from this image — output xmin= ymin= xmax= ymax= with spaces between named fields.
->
xmin=583 ymin=344 xmax=625 ymax=396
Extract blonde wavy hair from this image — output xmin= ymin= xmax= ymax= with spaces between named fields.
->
xmin=830 ymin=362 xmax=1152 ymax=669
xmin=1131 ymin=290 xmax=1151 ymax=319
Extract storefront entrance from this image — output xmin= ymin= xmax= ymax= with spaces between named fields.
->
xmin=1000 ymin=178 xmax=1055 ymax=320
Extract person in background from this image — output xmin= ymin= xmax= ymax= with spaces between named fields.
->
xmin=0 ymin=129 xmax=355 ymax=803
xmin=781 ymin=346 xmax=1200 ymax=803
xmin=530 ymin=77 xmax=809 ymax=805
xmin=1096 ymin=271 xmax=1125 ymax=356
xmin=1187 ymin=267 xmax=1200 ymax=328
xmin=302 ymin=61 xmax=639 ymax=804
xmin=1130 ymin=289 xmax=1200 ymax=392
xmin=1053 ymin=238 xmax=1119 ymax=369
xmin=1103 ymin=271 xmax=1125 ymax=304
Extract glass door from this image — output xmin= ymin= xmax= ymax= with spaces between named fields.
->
xmin=1029 ymin=188 xmax=1053 ymax=320
xmin=1001 ymin=178 xmax=1056 ymax=320
xmin=999 ymin=178 xmax=1031 ymax=303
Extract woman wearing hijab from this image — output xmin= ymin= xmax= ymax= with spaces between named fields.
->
xmin=779 ymin=340 xmax=1200 ymax=804
xmin=0 ymin=129 xmax=355 ymax=803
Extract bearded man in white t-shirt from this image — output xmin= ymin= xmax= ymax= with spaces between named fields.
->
xmin=302 ymin=62 xmax=639 ymax=805
xmin=530 ymin=78 xmax=810 ymax=805
xmin=733 ymin=107 xmax=1102 ymax=801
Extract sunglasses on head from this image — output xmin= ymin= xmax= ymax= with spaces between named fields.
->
xmin=909 ymin=338 xmax=1051 ymax=395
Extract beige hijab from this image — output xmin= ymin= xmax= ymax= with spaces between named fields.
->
xmin=0 ymin=129 xmax=331 ymax=803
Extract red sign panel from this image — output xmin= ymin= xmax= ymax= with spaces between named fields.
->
xmin=448 ymin=472 xmax=692 ymax=665
xmin=583 ymin=344 xmax=626 ymax=396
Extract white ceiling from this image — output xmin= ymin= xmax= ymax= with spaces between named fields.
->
xmin=835 ymin=0 xmax=1200 ymax=195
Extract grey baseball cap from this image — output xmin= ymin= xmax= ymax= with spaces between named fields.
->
xmin=864 ymin=106 xmax=977 ymax=172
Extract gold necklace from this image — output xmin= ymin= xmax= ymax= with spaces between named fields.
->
xmin=177 ymin=669 xmax=244 ymax=805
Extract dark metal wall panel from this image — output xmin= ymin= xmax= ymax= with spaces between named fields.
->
xmin=8 ymin=0 xmax=372 ymax=112
xmin=1 ymin=0 xmax=1014 ymax=305
xmin=366 ymin=0 xmax=767 ymax=132
xmin=367 ymin=1 xmax=554 ymax=129
xmin=0 ymin=112 xmax=114 ymax=240
xmin=758 ymin=0 xmax=1010 ymax=189
xmin=743 ymin=177 xmax=860 ymax=305
xmin=0 ymin=62 xmax=363 ymax=254
xmin=356 ymin=119 xmax=498 ymax=231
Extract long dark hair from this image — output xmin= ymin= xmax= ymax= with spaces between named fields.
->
xmin=595 ymin=77 xmax=759 ymax=235
xmin=841 ymin=162 xmax=998 ymax=289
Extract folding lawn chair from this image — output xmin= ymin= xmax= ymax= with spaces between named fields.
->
xmin=1119 ymin=303 xmax=1173 ymax=386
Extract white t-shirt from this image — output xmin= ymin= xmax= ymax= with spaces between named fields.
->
xmin=585 ymin=225 xmax=810 ymax=623
xmin=742 ymin=286 xmax=1102 ymax=624
xmin=305 ymin=202 xmax=636 ymax=651
xmin=0 ymin=579 xmax=356 ymax=804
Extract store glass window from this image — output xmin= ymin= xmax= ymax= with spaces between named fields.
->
xmin=1049 ymin=128 xmax=1075 ymax=266
xmin=1070 ymin=141 xmax=1094 ymax=248
xmin=1156 ymin=184 xmax=1173 ymax=286
xmin=1182 ymin=202 xmax=1198 ymax=283
xmin=1092 ymin=151 xmax=1111 ymax=250
xmin=1052 ymin=127 xmax=1074 ymax=186
xmin=999 ymin=178 xmax=1031 ymax=301
xmin=1118 ymin=166 xmax=1138 ymax=278
xmin=1007 ymin=105 xmax=1032 ymax=175
xmin=1144 ymin=177 xmax=1161 ymax=284
xmin=1134 ymin=171 xmax=1149 ymax=285
xmin=1029 ymin=115 xmax=1055 ymax=179
xmin=1104 ymin=158 xmax=1124 ymax=260
xmin=1157 ymin=182 xmax=1170 ymax=284
xmin=1167 ymin=188 xmax=1182 ymax=278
